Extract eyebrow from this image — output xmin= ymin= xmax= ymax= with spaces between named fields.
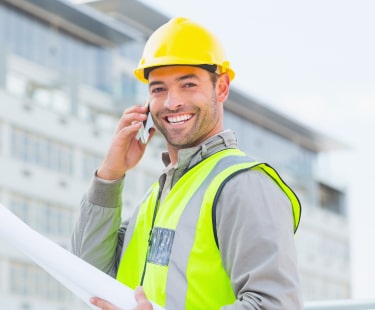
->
xmin=177 ymin=73 xmax=198 ymax=81
xmin=149 ymin=73 xmax=199 ymax=89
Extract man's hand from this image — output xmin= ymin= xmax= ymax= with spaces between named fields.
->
xmin=133 ymin=286 xmax=154 ymax=310
xmin=90 ymin=286 xmax=153 ymax=310
xmin=97 ymin=105 xmax=155 ymax=180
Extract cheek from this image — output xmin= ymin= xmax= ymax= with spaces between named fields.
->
xmin=149 ymin=98 xmax=164 ymax=113
xmin=188 ymin=91 xmax=213 ymax=107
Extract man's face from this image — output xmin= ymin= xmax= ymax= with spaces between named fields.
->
xmin=148 ymin=65 xmax=227 ymax=151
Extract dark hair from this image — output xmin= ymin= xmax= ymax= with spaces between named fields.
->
xmin=144 ymin=64 xmax=218 ymax=81
xmin=208 ymin=71 xmax=219 ymax=87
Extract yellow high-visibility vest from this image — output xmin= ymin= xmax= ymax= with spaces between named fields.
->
xmin=117 ymin=148 xmax=301 ymax=309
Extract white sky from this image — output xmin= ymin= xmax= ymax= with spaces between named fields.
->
xmin=138 ymin=0 xmax=375 ymax=299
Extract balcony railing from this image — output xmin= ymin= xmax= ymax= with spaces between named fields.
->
xmin=304 ymin=299 xmax=375 ymax=309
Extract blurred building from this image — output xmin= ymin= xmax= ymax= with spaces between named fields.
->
xmin=0 ymin=0 xmax=350 ymax=308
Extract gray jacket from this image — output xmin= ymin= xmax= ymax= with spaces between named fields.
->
xmin=72 ymin=130 xmax=303 ymax=309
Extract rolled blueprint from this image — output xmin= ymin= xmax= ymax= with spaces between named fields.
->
xmin=0 ymin=203 xmax=164 ymax=310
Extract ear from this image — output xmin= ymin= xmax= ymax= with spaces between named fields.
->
xmin=216 ymin=73 xmax=230 ymax=103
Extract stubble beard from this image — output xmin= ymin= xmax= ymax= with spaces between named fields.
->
xmin=156 ymin=94 xmax=219 ymax=149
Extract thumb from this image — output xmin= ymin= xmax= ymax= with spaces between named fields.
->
xmin=134 ymin=286 xmax=153 ymax=309
xmin=135 ymin=286 xmax=147 ymax=302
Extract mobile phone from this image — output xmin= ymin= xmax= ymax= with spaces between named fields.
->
xmin=137 ymin=104 xmax=154 ymax=144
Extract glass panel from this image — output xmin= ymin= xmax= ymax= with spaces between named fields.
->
xmin=224 ymin=110 xmax=316 ymax=204
xmin=9 ymin=192 xmax=75 ymax=237
xmin=9 ymin=127 xmax=74 ymax=175
xmin=9 ymin=261 xmax=73 ymax=301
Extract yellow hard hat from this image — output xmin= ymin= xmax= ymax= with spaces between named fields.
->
xmin=134 ymin=17 xmax=235 ymax=83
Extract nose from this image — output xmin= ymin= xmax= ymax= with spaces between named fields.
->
xmin=164 ymin=89 xmax=183 ymax=110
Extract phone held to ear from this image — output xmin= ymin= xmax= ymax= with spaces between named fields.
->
xmin=137 ymin=103 xmax=154 ymax=144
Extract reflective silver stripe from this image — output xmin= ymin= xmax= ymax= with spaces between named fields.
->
xmin=120 ymin=186 xmax=156 ymax=263
xmin=165 ymin=155 xmax=254 ymax=309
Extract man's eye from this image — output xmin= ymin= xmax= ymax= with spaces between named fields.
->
xmin=151 ymin=87 xmax=165 ymax=94
xmin=183 ymin=82 xmax=196 ymax=88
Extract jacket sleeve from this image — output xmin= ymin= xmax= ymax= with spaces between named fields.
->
xmin=216 ymin=170 xmax=303 ymax=310
xmin=71 ymin=173 xmax=127 ymax=278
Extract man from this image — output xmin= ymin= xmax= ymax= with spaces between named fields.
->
xmin=72 ymin=17 xmax=303 ymax=309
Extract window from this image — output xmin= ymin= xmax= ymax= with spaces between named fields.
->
xmin=224 ymin=110 xmax=314 ymax=179
xmin=0 ymin=3 xmax=115 ymax=97
xmin=9 ymin=261 xmax=73 ymax=301
xmin=82 ymin=151 xmax=102 ymax=180
xmin=119 ymin=40 xmax=144 ymax=63
xmin=10 ymin=127 xmax=74 ymax=175
xmin=9 ymin=193 xmax=75 ymax=238
xmin=319 ymin=182 xmax=345 ymax=215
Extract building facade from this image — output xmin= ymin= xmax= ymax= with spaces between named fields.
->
xmin=0 ymin=0 xmax=350 ymax=309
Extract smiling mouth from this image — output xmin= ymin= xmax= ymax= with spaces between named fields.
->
xmin=167 ymin=114 xmax=193 ymax=124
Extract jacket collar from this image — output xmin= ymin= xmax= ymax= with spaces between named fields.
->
xmin=161 ymin=130 xmax=238 ymax=171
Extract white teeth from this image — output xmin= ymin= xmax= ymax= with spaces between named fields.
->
xmin=168 ymin=114 xmax=192 ymax=123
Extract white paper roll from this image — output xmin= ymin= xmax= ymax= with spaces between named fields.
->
xmin=0 ymin=203 xmax=164 ymax=310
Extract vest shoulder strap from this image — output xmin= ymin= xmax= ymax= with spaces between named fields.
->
xmin=211 ymin=162 xmax=301 ymax=248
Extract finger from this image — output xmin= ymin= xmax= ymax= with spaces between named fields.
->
xmin=90 ymin=297 xmax=121 ymax=310
xmin=115 ymin=123 xmax=151 ymax=156
xmin=135 ymin=286 xmax=147 ymax=303
xmin=134 ymin=286 xmax=153 ymax=309
xmin=116 ymin=121 xmax=143 ymax=141
xmin=123 ymin=104 xmax=148 ymax=116
xmin=116 ymin=106 xmax=148 ymax=133
xmin=90 ymin=297 xmax=105 ymax=308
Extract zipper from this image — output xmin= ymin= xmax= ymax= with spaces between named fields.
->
xmin=139 ymin=188 xmax=162 ymax=286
